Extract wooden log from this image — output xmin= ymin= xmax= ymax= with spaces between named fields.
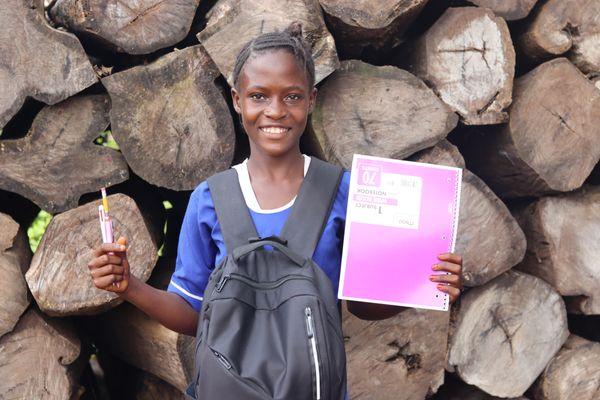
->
xmin=48 ymin=0 xmax=200 ymax=55
xmin=514 ymin=185 xmax=600 ymax=315
xmin=196 ymin=0 xmax=339 ymax=86
xmin=409 ymin=141 xmax=526 ymax=287
xmin=466 ymin=0 xmax=538 ymax=21
xmin=25 ymin=194 xmax=159 ymax=316
xmin=102 ymin=45 xmax=235 ymax=191
xmin=343 ymin=304 xmax=449 ymax=399
xmin=432 ymin=374 xmax=529 ymax=399
xmin=0 ymin=308 xmax=83 ymax=399
xmin=136 ymin=373 xmax=186 ymax=400
xmin=0 ymin=213 xmax=31 ymax=338
xmin=518 ymin=0 xmax=600 ymax=74
xmin=410 ymin=7 xmax=515 ymax=125
xmin=90 ymin=256 xmax=193 ymax=391
xmin=0 ymin=0 xmax=97 ymax=128
xmin=0 ymin=95 xmax=129 ymax=213
xmin=456 ymin=58 xmax=600 ymax=198
xmin=318 ymin=0 xmax=429 ymax=57
xmin=448 ymin=270 xmax=569 ymax=398
xmin=93 ymin=302 xmax=194 ymax=392
xmin=532 ymin=335 xmax=600 ymax=400
xmin=309 ymin=60 xmax=458 ymax=169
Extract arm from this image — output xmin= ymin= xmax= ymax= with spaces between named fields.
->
xmin=347 ymin=301 xmax=408 ymax=320
xmin=88 ymin=239 xmax=198 ymax=336
xmin=122 ymin=275 xmax=198 ymax=336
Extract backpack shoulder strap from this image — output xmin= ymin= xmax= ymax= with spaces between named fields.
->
xmin=280 ymin=157 xmax=343 ymax=259
xmin=207 ymin=169 xmax=258 ymax=253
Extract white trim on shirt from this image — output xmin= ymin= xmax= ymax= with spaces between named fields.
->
xmin=170 ymin=280 xmax=204 ymax=301
xmin=232 ymin=155 xmax=311 ymax=214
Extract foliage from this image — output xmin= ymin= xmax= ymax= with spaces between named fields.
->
xmin=94 ymin=130 xmax=120 ymax=151
xmin=28 ymin=210 xmax=53 ymax=252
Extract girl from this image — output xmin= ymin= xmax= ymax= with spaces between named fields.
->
xmin=88 ymin=22 xmax=463 ymax=398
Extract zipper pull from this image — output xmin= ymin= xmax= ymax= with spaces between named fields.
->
xmin=216 ymin=275 xmax=229 ymax=292
xmin=305 ymin=307 xmax=314 ymax=338
xmin=212 ymin=350 xmax=232 ymax=369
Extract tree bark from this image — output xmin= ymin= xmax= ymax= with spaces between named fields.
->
xmin=0 ymin=213 xmax=31 ymax=339
xmin=103 ymin=45 xmax=235 ymax=191
xmin=410 ymin=7 xmax=515 ymax=125
xmin=466 ymin=0 xmax=538 ymax=21
xmin=309 ymin=60 xmax=458 ymax=169
xmin=0 ymin=0 xmax=97 ymax=128
xmin=0 ymin=95 xmax=129 ymax=213
xmin=456 ymin=58 xmax=600 ymax=198
xmin=319 ymin=0 xmax=429 ymax=57
xmin=25 ymin=194 xmax=159 ymax=316
xmin=0 ymin=308 xmax=83 ymax=399
xmin=49 ymin=0 xmax=200 ymax=55
xmin=514 ymin=185 xmax=600 ymax=315
xmin=93 ymin=301 xmax=195 ymax=392
xmin=136 ymin=372 xmax=186 ymax=400
xmin=409 ymin=141 xmax=526 ymax=287
xmin=343 ymin=304 xmax=449 ymax=400
xmin=532 ymin=335 xmax=600 ymax=400
xmin=518 ymin=0 xmax=600 ymax=74
xmin=197 ymin=0 xmax=339 ymax=86
xmin=447 ymin=270 xmax=569 ymax=398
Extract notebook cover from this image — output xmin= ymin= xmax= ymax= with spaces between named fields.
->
xmin=338 ymin=154 xmax=462 ymax=311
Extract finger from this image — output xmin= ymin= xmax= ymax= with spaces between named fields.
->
xmin=87 ymin=254 xmax=122 ymax=270
xmin=100 ymin=242 xmax=127 ymax=254
xmin=432 ymin=261 xmax=461 ymax=275
xmin=437 ymin=285 xmax=461 ymax=304
xmin=430 ymin=273 xmax=460 ymax=286
xmin=90 ymin=264 xmax=125 ymax=279
xmin=437 ymin=253 xmax=462 ymax=265
xmin=93 ymin=274 xmax=123 ymax=289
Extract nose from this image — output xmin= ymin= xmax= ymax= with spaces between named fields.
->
xmin=264 ymin=98 xmax=287 ymax=119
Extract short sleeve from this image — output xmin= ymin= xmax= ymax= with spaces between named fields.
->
xmin=167 ymin=181 xmax=218 ymax=312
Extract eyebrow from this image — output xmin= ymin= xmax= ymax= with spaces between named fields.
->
xmin=246 ymin=85 xmax=307 ymax=92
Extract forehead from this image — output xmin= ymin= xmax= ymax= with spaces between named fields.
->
xmin=237 ymin=49 xmax=310 ymax=90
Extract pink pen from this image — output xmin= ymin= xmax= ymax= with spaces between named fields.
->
xmin=98 ymin=188 xmax=118 ymax=287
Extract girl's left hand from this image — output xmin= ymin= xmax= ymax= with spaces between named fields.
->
xmin=430 ymin=253 xmax=463 ymax=305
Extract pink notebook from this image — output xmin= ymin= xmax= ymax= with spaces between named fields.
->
xmin=339 ymin=154 xmax=462 ymax=311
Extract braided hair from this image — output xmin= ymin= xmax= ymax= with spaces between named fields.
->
xmin=232 ymin=21 xmax=315 ymax=89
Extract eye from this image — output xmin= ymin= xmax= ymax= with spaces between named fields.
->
xmin=249 ymin=93 xmax=266 ymax=101
xmin=286 ymin=93 xmax=303 ymax=101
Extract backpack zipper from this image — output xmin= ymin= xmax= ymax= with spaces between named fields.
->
xmin=215 ymin=273 xmax=312 ymax=293
xmin=212 ymin=349 xmax=232 ymax=370
xmin=305 ymin=307 xmax=321 ymax=400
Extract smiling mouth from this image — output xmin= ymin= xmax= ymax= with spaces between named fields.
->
xmin=259 ymin=127 xmax=291 ymax=135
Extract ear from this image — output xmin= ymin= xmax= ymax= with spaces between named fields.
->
xmin=308 ymin=87 xmax=318 ymax=114
xmin=231 ymin=87 xmax=242 ymax=114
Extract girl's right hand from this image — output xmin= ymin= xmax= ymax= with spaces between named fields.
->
xmin=88 ymin=236 xmax=131 ymax=294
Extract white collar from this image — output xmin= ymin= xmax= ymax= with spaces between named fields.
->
xmin=231 ymin=155 xmax=311 ymax=214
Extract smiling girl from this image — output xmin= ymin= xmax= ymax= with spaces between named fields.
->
xmin=88 ymin=22 xmax=463 ymax=399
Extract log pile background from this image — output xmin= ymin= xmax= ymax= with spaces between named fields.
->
xmin=1 ymin=0 xmax=599 ymax=399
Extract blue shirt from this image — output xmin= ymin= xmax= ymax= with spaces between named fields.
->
xmin=167 ymin=170 xmax=351 ymax=312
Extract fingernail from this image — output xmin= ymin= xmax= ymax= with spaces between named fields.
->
xmin=119 ymin=245 xmax=126 ymax=251
xmin=432 ymin=265 xmax=439 ymax=270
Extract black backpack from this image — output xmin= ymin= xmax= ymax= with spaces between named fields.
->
xmin=188 ymin=158 xmax=347 ymax=400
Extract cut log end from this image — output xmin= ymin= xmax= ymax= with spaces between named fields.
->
xmin=0 ymin=95 xmax=129 ymax=213
xmin=103 ymin=46 xmax=235 ymax=190
xmin=411 ymin=7 xmax=515 ymax=125
xmin=448 ymin=270 xmax=568 ymax=398
xmin=310 ymin=60 xmax=457 ymax=169
xmin=197 ymin=0 xmax=339 ymax=86
xmin=25 ymin=194 xmax=159 ymax=316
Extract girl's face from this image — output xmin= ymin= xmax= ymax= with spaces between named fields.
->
xmin=231 ymin=49 xmax=317 ymax=158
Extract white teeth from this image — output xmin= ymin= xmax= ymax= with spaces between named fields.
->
xmin=260 ymin=127 xmax=288 ymax=134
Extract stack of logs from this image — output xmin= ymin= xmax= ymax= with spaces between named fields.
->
xmin=1 ymin=0 xmax=599 ymax=399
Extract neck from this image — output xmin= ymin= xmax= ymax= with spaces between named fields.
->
xmin=246 ymin=147 xmax=304 ymax=182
